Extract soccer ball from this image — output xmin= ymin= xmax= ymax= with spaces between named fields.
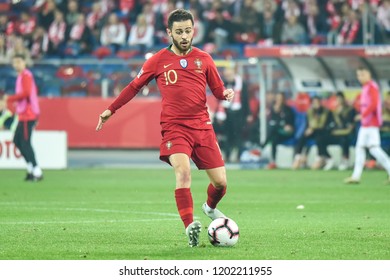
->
xmin=207 ymin=217 xmax=239 ymax=247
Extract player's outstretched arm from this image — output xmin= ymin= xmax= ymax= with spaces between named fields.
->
xmin=96 ymin=109 xmax=112 ymax=131
xmin=223 ymin=89 xmax=234 ymax=102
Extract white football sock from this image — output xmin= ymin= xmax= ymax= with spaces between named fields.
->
xmin=204 ymin=203 xmax=213 ymax=212
xmin=33 ymin=166 xmax=43 ymax=177
xmin=351 ymin=146 xmax=366 ymax=180
xmin=27 ymin=162 xmax=33 ymax=174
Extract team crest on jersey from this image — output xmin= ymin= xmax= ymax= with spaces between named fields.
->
xmin=180 ymin=59 xmax=188 ymax=68
xmin=194 ymin=58 xmax=202 ymax=69
xmin=166 ymin=141 xmax=172 ymax=150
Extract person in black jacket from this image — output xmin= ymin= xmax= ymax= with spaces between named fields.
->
xmin=292 ymin=96 xmax=332 ymax=169
xmin=324 ymin=91 xmax=356 ymax=170
xmin=262 ymin=92 xmax=294 ymax=169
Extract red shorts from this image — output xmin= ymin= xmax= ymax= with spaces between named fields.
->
xmin=160 ymin=123 xmax=225 ymax=170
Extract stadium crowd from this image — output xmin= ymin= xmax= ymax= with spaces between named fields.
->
xmin=0 ymin=0 xmax=388 ymax=61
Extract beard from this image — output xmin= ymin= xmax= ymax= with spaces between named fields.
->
xmin=171 ymin=36 xmax=192 ymax=53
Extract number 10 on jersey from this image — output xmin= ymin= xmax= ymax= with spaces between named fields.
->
xmin=164 ymin=70 xmax=178 ymax=85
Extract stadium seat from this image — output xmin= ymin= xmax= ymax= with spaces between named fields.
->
xmin=61 ymin=77 xmax=88 ymax=96
xmin=56 ymin=65 xmax=85 ymax=80
xmin=117 ymin=49 xmax=140 ymax=60
xmin=0 ymin=2 xmax=10 ymax=12
xmin=92 ymin=46 xmax=113 ymax=59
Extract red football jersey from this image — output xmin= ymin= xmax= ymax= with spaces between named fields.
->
xmin=109 ymin=46 xmax=226 ymax=130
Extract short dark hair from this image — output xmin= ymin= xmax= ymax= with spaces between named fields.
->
xmin=13 ymin=54 xmax=26 ymax=60
xmin=356 ymin=66 xmax=370 ymax=72
xmin=167 ymin=9 xmax=194 ymax=30
xmin=336 ymin=91 xmax=345 ymax=99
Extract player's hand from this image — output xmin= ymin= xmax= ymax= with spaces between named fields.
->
xmin=354 ymin=114 xmax=361 ymax=121
xmin=223 ymin=89 xmax=234 ymax=102
xmin=96 ymin=109 xmax=112 ymax=131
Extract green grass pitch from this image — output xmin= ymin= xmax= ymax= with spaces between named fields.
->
xmin=0 ymin=168 xmax=389 ymax=260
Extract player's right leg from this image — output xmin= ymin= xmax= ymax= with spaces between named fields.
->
xmin=13 ymin=122 xmax=33 ymax=181
xmin=169 ymin=153 xmax=201 ymax=247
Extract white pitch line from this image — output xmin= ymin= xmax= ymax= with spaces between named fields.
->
xmin=0 ymin=218 xmax=178 ymax=225
xmin=2 ymin=206 xmax=180 ymax=217
xmin=0 ymin=206 xmax=201 ymax=219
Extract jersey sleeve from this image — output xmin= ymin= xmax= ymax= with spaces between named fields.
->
xmin=108 ymin=55 xmax=157 ymax=114
xmin=361 ymin=84 xmax=379 ymax=118
xmin=7 ymin=73 xmax=32 ymax=102
xmin=205 ymin=54 xmax=226 ymax=100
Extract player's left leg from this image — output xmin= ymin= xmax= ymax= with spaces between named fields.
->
xmin=365 ymin=127 xmax=390 ymax=181
xmin=203 ymin=167 xmax=227 ymax=220
xmin=368 ymin=146 xmax=390 ymax=181
xmin=191 ymin=129 xmax=227 ymax=220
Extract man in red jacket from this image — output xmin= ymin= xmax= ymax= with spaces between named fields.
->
xmin=5 ymin=55 xmax=43 ymax=182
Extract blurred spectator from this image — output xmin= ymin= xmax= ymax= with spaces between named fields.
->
xmin=37 ymin=0 xmax=56 ymax=31
xmin=99 ymin=0 xmax=116 ymax=16
xmin=377 ymin=0 xmax=390 ymax=42
xmin=0 ymin=13 xmax=14 ymax=35
xmin=47 ymin=9 xmax=67 ymax=56
xmin=281 ymin=15 xmax=307 ymax=44
xmin=234 ymin=0 xmax=262 ymax=44
xmin=337 ymin=7 xmax=362 ymax=45
xmin=187 ymin=0 xmax=205 ymax=21
xmin=302 ymin=2 xmax=328 ymax=44
xmin=100 ymin=12 xmax=127 ymax=53
xmin=65 ymin=14 xmax=93 ymax=56
xmin=214 ymin=67 xmax=247 ymax=163
xmin=86 ymin=1 xmax=105 ymax=43
xmin=326 ymin=0 xmax=343 ymax=44
xmin=119 ymin=0 xmax=136 ymax=16
xmin=262 ymin=92 xmax=295 ymax=169
xmin=30 ymin=26 xmax=48 ymax=59
xmin=15 ymin=11 xmax=36 ymax=45
xmin=7 ymin=36 xmax=33 ymax=66
xmin=191 ymin=8 xmax=205 ymax=45
xmin=65 ymin=0 xmax=81 ymax=27
xmin=0 ymin=34 xmax=8 ymax=64
xmin=260 ymin=9 xmax=281 ymax=44
xmin=281 ymin=0 xmax=301 ymax=19
xmin=326 ymin=91 xmax=356 ymax=170
xmin=292 ymin=96 xmax=332 ymax=169
xmin=205 ymin=8 xmax=234 ymax=50
xmin=128 ymin=13 xmax=154 ymax=50
xmin=155 ymin=0 xmax=176 ymax=44
xmin=257 ymin=0 xmax=277 ymax=13
xmin=241 ymin=89 xmax=260 ymax=147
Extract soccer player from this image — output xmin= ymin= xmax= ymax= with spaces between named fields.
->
xmin=4 ymin=54 xmax=43 ymax=181
xmin=344 ymin=67 xmax=390 ymax=184
xmin=96 ymin=9 xmax=234 ymax=247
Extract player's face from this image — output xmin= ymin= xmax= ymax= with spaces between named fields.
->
xmin=12 ymin=57 xmax=26 ymax=73
xmin=356 ymin=69 xmax=371 ymax=85
xmin=167 ymin=20 xmax=194 ymax=54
